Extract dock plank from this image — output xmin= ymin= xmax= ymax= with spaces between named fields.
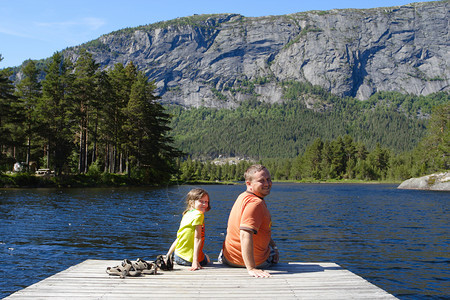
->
xmin=5 ymin=260 xmax=397 ymax=299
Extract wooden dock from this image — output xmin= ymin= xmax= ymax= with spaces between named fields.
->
xmin=5 ymin=260 xmax=397 ymax=299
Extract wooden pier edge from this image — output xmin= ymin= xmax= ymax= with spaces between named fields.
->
xmin=5 ymin=260 xmax=398 ymax=299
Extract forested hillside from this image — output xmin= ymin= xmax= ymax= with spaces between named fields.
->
xmin=167 ymin=83 xmax=448 ymax=159
xmin=174 ymin=101 xmax=449 ymax=182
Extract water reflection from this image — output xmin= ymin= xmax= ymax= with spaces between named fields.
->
xmin=0 ymin=184 xmax=448 ymax=299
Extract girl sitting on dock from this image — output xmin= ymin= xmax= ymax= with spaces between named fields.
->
xmin=166 ymin=188 xmax=211 ymax=270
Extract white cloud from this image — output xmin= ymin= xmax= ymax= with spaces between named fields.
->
xmin=35 ymin=17 xmax=106 ymax=31
xmin=83 ymin=17 xmax=106 ymax=30
xmin=0 ymin=26 xmax=35 ymax=39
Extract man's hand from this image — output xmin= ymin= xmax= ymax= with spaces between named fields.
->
xmin=189 ymin=262 xmax=202 ymax=271
xmin=247 ymin=267 xmax=271 ymax=278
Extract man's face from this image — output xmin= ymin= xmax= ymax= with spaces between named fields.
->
xmin=247 ymin=169 xmax=272 ymax=198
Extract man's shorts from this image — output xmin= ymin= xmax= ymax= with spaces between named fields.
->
xmin=218 ymin=246 xmax=278 ymax=268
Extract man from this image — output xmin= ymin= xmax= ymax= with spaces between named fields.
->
xmin=221 ymin=164 xmax=279 ymax=277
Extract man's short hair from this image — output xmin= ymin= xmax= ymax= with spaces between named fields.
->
xmin=244 ymin=164 xmax=268 ymax=182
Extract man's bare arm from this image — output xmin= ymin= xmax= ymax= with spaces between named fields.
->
xmin=240 ymin=229 xmax=271 ymax=278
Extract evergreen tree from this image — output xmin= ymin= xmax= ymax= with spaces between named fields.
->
xmin=343 ymin=135 xmax=357 ymax=178
xmin=72 ymin=49 xmax=101 ymax=173
xmin=330 ymin=137 xmax=346 ymax=178
xmin=416 ymin=103 xmax=449 ymax=172
xmin=319 ymin=141 xmax=332 ymax=179
xmin=367 ymin=143 xmax=390 ymax=180
xmin=0 ymin=57 xmax=17 ymax=169
xmin=124 ymin=72 xmax=181 ymax=182
xmin=290 ymin=155 xmax=303 ymax=180
xmin=14 ymin=60 xmax=42 ymax=170
xmin=104 ymin=63 xmax=134 ymax=173
xmin=91 ymin=70 xmax=112 ymax=166
xmin=301 ymin=138 xmax=323 ymax=179
xmin=39 ymin=52 xmax=74 ymax=174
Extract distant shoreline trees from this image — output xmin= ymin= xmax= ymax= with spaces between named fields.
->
xmin=172 ymin=101 xmax=448 ymax=183
xmin=175 ymin=102 xmax=448 ymax=182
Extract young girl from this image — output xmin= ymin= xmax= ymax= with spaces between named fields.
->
xmin=166 ymin=188 xmax=211 ymax=270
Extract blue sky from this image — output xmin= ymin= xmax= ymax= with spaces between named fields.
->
xmin=0 ymin=0 xmax=436 ymax=68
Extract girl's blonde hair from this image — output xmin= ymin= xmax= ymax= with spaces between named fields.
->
xmin=183 ymin=188 xmax=211 ymax=215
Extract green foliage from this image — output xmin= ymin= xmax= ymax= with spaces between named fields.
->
xmin=166 ymin=93 xmax=429 ymax=159
xmin=39 ymin=52 xmax=75 ymax=175
xmin=0 ymin=173 xmax=15 ymax=186
xmin=175 ymin=117 xmax=445 ymax=183
xmin=0 ymin=66 xmax=17 ymax=166
xmin=211 ymin=88 xmax=228 ymax=101
xmin=12 ymin=60 xmax=42 ymax=171
xmin=83 ymin=40 xmax=111 ymax=52
xmin=175 ymin=158 xmax=251 ymax=183
xmin=108 ymin=14 xmax=227 ymax=37
xmin=168 ymin=84 xmax=447 ymax=182
xmin=8 ymin=173 xmax=42 ymax=186
xmin=0 ymin=172 xmax=148 ymax=188
xmin=87 ymin=159 xmax=102 ymax=178
xmin=413 ymin=102 xmax=449 ymax=172
xmin=363 ymin=91 xmax=449 ymax=117
xmin=0 ymin=49 xmax=180 ymax=184
xmin=148 ymin=14 xmax=223 ymax=29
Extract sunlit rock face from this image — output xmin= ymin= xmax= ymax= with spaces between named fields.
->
xmin=63 ymin=1 xmax=448 ymax=108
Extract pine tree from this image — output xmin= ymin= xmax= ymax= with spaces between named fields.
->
xmin=301 ymin=138 xmax=323 ymax=179
xmin=39 ymin=52 xmax=74 ymax=174
xmin=104 ymin=63 xmax=133 ymax=173
xmin=0 ymin=57 xmax=17 ymax=168
xmin=330 ymin=136 xmax=346 ymax=178
xmin=416 ymin=103 xmax=449 ymax=172
xmin=14 ymin=60 xmax=42 ymax=170
xmin=124 ymin=72 xmax=180 ymax=182
xmin=72 ymin=49 xmax=101 ymax=173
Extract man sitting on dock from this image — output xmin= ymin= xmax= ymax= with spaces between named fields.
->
xmin=220 ymin=164 xmax=279 ymax=278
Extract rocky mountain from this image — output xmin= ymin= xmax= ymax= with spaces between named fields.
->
xmin=64 ymin=1 xmax=449 ymax=107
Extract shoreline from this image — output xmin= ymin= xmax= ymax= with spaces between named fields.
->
xmin=0 ymin=173 xmax=401 ymax=189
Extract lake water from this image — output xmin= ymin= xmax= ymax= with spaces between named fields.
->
xmin=0 ymin=183 xmax=448 ymax=299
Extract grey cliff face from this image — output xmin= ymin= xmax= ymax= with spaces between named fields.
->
xmin=70 ymin=1 xmax=448 ymax=108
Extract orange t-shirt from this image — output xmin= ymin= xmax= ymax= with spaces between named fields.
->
xmin=223 ymin=191 xmax=272 ymax=266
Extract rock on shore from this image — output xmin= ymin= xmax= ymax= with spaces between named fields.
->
xmin=397 ymin=172 xmax=450 ymax=191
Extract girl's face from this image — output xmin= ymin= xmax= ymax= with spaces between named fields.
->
xmin=193 ymin=194 xmax=209 ymax=213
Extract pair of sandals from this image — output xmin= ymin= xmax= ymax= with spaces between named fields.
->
xmin=155 ymin=254 xmax=173 ymax=271
xmin=106 ymin=258 xmax=157 ymax=278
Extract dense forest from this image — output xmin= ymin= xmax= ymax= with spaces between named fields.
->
xmin=0 ymin=51 xmax=180 ymax=184
xmin=167 ymin=79 xmax=448 ymax=157
xmin=0 ymin=51 xmax=448 ymax=186
xmin=167 ymin=80 xmax=448 ymax=182
xmin=174 ymin=101 xmax=449 ymax=183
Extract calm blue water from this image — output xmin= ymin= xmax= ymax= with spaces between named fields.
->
xmin=0 ymin=183 xmax=448 ymax=299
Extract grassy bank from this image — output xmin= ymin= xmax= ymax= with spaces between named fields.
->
xmin=1 ymin=173 xmax=401 ymax=189
xmin=0 ymin=173 xmax=146 ymax=188
xmin=274 ymin=179 xmax=401 ymax=184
